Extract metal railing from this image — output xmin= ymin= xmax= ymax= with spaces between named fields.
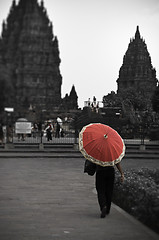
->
xmin=12 ymin=121 xmax=77 ymax=144
xmin=1 ymin=118 xmax=159 ymax=148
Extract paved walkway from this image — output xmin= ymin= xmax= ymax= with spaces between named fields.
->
xmin=0 ymin=157 xmax=158 ymax=240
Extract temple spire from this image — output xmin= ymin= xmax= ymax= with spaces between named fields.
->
xmin=135 ymin=25 xmax=140 ymax=39
xmin=117 ymin=26 xmax=157 ymax=98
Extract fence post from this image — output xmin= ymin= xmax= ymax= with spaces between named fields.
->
xmin=139 ymin=125 xmax=146 ymax=150
xmin=74 ymin=126 xmax=77 ymax=144
xmin=39 ymin=130 xmax=44 ymax=149
xmin=73 ymin=117 xmax=79 ymax=150
xmin=40 ymin=130 xmax=43 ymax=144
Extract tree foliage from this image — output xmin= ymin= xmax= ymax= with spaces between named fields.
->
xmin=103 ymin=87 xmax=151 ymax=112
xmin=0 ymin=64 xmax=15 ymax=113
xmin=0 ymin=79 xmax=6 ymax=112
xmin=118 ymin=87 xmax=151 ymax=111
xmin=152 ymin=86 xmax=159 ymax=113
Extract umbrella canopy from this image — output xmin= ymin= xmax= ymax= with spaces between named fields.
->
xmin=16 ymin=118 xmax=28 ymax=122
xmin=79 ymin=123 xmax=125 ymax=166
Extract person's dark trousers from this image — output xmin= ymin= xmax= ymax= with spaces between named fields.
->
xmin=47 ymin=132 xmax=52 ymax=141
xmin=95 ymin=167 xmax=115 ymax=213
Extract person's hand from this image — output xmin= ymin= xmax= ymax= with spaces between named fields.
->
xmin=120 ymin=174 xmax=124 ymax=182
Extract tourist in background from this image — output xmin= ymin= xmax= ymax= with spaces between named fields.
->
xmin=0 ymin=123 xmax=4 ymax=145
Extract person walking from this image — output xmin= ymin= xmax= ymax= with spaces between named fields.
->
xmin=79 ymin=123 xmax=125 ymax=219
xmin=45 ymin=123 xmax=52 ymax=141
xmin=95 ymin=162 xmax=124 ymax=218
xmin=55 ymin=121 xmax=60 ymax=138
xmin=0 ymin=123 xmax=4 ymax=145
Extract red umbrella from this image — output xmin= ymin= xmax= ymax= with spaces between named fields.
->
xmin=79 ymin=123 xmax=125 ymax=166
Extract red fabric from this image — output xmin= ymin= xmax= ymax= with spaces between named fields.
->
xmin=82 ymin=124 xmax=124 ymax=163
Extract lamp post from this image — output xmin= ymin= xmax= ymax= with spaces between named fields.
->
xmin=4 ymin=107 xmax=14 ymax=144
xmin=138 ymin=111 xmax=149 ymax=150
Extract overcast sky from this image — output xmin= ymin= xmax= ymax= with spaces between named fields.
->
xmin=0 ymin=0 xmax=159 ymax=108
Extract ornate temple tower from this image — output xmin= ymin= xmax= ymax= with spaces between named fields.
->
xmin=117 ymin=26 xmax=158 ymax=97
xmin=62 ymin=85 xmax=78 ymax=110
xmin=0 ymin=0 xmax=62 ymax=115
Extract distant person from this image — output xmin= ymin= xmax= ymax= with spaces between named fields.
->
xmin=7 ymin=125 xmax=13 ymax=143
xmin=0 ymin=124 xmax=4 ymax=145
xmin=45 ymin=123 xmax=52 ymax=141
xmin=55 ymin=122 xmax=60 ymax=138
xmin=88 ymin=98 xmax=91 ymax=107
xmin=60 ymin=128 xmax=64 ymax=137
xmin=18 ymin=133 xmax=25 ymax=141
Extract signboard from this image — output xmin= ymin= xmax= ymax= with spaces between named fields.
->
xmin=4 ymin=107 xmax=14 ymax=112
xmin=15 ymin=122 xmax=32 ymax=134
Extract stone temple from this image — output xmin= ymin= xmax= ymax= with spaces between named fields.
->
xmin=117 ymin=26 xmax=158 ymax=97
xmin=0 ymin=0 xmax=78 ymax=120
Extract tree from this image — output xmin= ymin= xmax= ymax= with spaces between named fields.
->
xmin=152 ymin=86 xmax=159 ymax=113
xmin=0 ymin=79 xmax=5 ymax=112
xmin=118 ymin=87 xmax=151 ymax=111
xmin=0 ymin=63 xmax=15 ymax=113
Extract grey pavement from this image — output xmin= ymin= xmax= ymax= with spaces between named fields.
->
xmin=0 ymin=157 xmax=158 ymax=240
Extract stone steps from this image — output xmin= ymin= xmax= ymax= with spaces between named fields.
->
xmin=0 ymin=143 xmax=159 ymax=159
xmin=0 ymin=143 xmax=80 ymax=158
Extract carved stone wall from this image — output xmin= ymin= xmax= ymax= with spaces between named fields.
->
xmin=0 ymin=0 xmax=62 ymax=117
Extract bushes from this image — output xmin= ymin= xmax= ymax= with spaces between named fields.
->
xmin=113 ymin=168 xmax=159 ymax=233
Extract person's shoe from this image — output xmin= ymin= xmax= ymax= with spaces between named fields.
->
xmin=100 ymin=206 xmax=107 ymax=218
